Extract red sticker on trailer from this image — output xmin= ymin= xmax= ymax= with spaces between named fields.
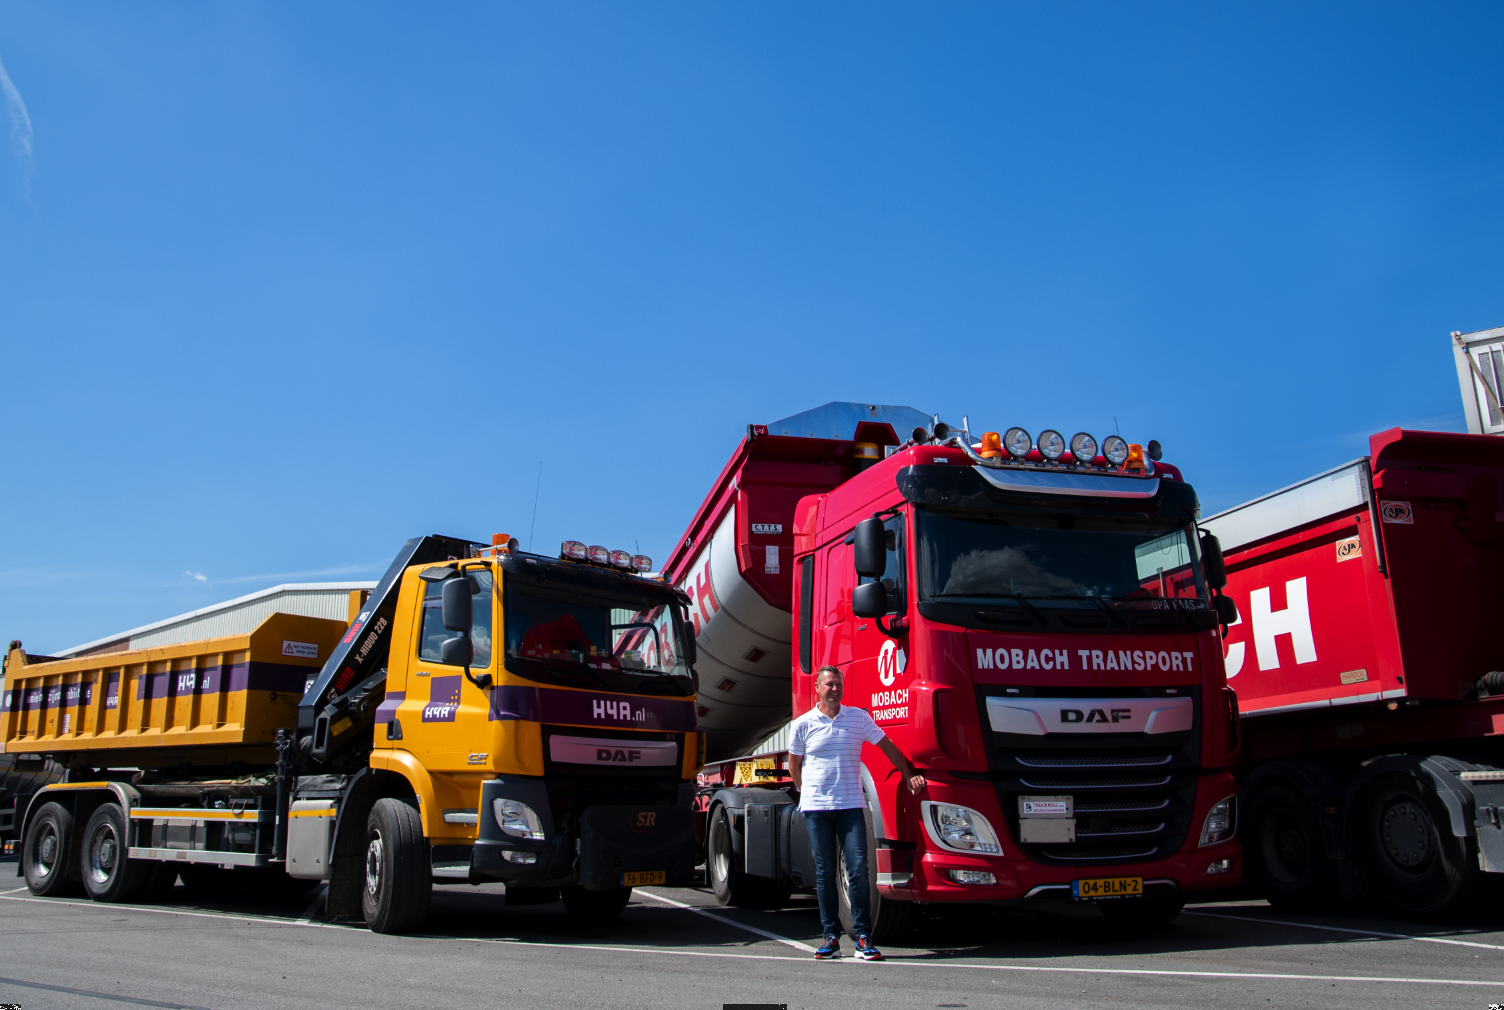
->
xmin=1379 ymin=501 xmax=1413 ymax=524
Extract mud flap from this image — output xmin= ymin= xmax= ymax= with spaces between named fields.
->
xmin=577 ymin=805 xmax=695 ymax=891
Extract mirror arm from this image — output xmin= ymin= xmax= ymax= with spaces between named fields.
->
xmin=875 ymin=613 xmax=908 ymax=638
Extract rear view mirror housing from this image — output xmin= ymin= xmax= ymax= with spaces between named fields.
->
xmin=1200 ymin=533 xmax=1228 ymax=590
xmin=441 ymin=576 xmax=473 ymax=632
xmin=439 ymin=636 xmax=474 ymax=668
xmin=852 ymin=581 xmax=887 ymax=618
xmin=1214 ymin=595 xmax=1239 ymax=626
xmin=853 ymin=518 xmax=886 ymax=578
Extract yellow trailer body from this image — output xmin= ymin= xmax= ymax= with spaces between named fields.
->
xmin=2 ymin=613 xmax=345 ymax=766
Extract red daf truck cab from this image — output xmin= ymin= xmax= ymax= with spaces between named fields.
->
xmin=671 ymin=404 xmax=1242 ymax=939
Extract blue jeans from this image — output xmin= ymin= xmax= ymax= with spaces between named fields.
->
xmin=803 ymin=808 xmax=871 ymax=938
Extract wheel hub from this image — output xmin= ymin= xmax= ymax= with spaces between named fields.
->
xmin=365 ymin=834 xmax=384 ymax=897
xmin=1276 ymin=824 xmax=1306 ymax=865
xmin=1381 ymin=800 xmax=1431 ymax=868
xmin=89 ymin=825 xmax=120 ymax=884
xmin=36 ymin=830 xmax=57 ymax=871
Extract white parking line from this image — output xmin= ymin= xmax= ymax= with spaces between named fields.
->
xmin=0 ymin=886 xmax=29 ymax=895
xmin=634 ymin=888 xmax=819 ymax=953
xmin=0 ymin=892 xmax=355 ymax=930
xmin=1186 ymin=910 xmax=1504 ymax=952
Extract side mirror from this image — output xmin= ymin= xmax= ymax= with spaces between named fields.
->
xmin=441 ymin=576 xmax=472 ymax=632
xmin=1214 ymin=595 xmax=1239 ymax=626
xmin=852 ymin=581 xmax=887 ymax=618
xmin=440 ymin=635 xmax=473 ymax=668
xmin=1200 ymin=533 xmax=1227 ymax=590
xmin=853 ymin=518 xmax=886 ymax=578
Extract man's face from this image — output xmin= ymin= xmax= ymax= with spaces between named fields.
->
xmin=817 ymin=671 xmax=844 ymax=706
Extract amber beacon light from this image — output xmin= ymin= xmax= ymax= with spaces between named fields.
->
xmin=978 ymin=431 xmax=1003 ymax=459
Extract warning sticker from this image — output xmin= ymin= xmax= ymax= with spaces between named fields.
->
xmin=282 ymin=641 xmax=319 ymax=659
xmin=1335 ymin=535 xmax=1362 ymax=561
xmin=1379 ymin=501 xmax=1413 ymax=524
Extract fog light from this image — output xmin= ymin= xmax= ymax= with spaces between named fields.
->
xmin=1199 ymin=796 xmax=1236 ymax=846
xmin=502 ymin=850 xmax=538 ymax=865
xmin=1205 ymin=858 xmax=1232 ymax=875
xmin=946 ymin=869 xmax=997 ymax=885
xmin=494 ymin=799 xmax=546 ymax=840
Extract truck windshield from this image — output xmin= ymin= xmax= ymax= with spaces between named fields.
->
xmin=502 ymin=583 xmax=689 ymax=678
xmin=916 ymin=510 xmax=1205 ymax=606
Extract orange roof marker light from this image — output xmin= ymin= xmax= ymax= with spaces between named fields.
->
xmin=977 ymin=431 xmax=1003 ymax=459
xmin=1123 ymin=443 xmax=1147 ymax=471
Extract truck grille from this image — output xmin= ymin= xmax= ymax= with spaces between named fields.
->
xmin=980 ymin=687 xmax=1203 ymax=867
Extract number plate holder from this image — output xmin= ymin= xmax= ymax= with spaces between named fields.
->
xmin=1072 ymin=876 xmax=1143 ymax=900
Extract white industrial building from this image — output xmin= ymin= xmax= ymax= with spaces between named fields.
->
xmin=54 ymin=583 xmax=377 ymax=659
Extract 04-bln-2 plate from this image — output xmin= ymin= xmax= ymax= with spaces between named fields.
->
xmin=1072 ymin=876 xmax=1143 ymax=900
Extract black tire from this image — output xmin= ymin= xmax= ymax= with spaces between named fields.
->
xmin=1098 ymin=896 xmax=1186 ymax=926
xmin=80 ymin=804 xmax=151 ymax=903
xmin=561 ymin=885 xmax=632 ymax=923
xmin=1354 ymin=771 xmax=1479 ymax=916
xmin=707 ymin=805 xmax=762 ymax=907
xmin=836 ymin=814 xmax=914 ymax=943
xmin=1246 ymin=784 xmax=1334 ymax=911
xmin=23 ymin=801 xmax=81 ymax=896
xmin=361 ymin=797 xmax=431 ymax=934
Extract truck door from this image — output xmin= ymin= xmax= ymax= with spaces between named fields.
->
xmin=404 ymin=565 xmax=496 ymax=772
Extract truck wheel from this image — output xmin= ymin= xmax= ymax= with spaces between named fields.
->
xmin=836 ymin=839 xmax=913 ymax=943
xmin=23 ymin=801 xmax=82 ymax=896
xmin=81 ymin=803 xmax=151 ymax=903
xmin=1246 ymin=785 xmax=1333 ymax=910
xmin=707 ymin=805 xmax=760 ymax=907
xmin=361 ymin=797 xmax=431 ymax=934
xmin=1098 ymin=896 xmax=1186 ymax=926
xmin=1354 ymin=771 xmax=1479 ymax=916
xmin=561 ymin=885 xmax=632 ymax=923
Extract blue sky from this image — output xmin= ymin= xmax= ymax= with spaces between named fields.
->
xmin=1 ymin=3 xmax=1501 ymax=653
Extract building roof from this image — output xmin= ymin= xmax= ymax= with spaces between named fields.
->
xmin=56 ymin=582 xmax=376 ymax=659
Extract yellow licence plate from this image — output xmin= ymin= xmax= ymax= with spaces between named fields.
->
xmin=622 ymin=870 xmax=666 ymax=887
xmin=1072 ymin=876 xmax=1143 ymax=900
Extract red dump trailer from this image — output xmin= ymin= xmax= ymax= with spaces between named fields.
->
xmin=670 ymin=402 xmax=1243 ymax=940
xmin=1202 ymin=427 xmax=1504 ymax=915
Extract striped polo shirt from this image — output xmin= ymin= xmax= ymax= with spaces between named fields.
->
xmin=789 ymin=704 xmax=886 ymax=811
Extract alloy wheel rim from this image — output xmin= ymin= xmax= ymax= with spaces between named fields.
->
xmin=365 ymin=833 xmax=384 ymax=897
xmin=89 ymin=824 xmax=119 ymax=885
xmin=33 ymin=824 xmax=58 ymax=878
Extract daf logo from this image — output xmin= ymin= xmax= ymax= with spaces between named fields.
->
xmin=1059 ymin=708 xmax=1134 ymax=724
xmin=597 ymin=747 xmax=645 ymax=763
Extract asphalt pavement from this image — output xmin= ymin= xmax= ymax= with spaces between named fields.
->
xmin=2 ymin=859 xmax=1502 ymax=1010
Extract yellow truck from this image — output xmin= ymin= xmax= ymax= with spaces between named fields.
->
xmin=4 ymin=534 xmax=704 ymax=933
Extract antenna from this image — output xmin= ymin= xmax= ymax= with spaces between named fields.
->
xmin=1114 ymin=416 xmax=1121 ymax=437
xmin=528 ymin=462 xmax=543 ymax=549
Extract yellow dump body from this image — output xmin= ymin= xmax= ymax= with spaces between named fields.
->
xmin=2 ymin=613 xmax=346 ymax=767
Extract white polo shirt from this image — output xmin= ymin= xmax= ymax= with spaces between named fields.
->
xmin=789 ymin=704 xmax=886 ymax=811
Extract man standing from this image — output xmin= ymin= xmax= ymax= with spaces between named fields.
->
xmin=790 ymin=665 xmax=925 ymax=961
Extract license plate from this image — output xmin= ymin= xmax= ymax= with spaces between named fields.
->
xmin=622 ymin=870 xmax=665 ymax=887
xmin=1072 ymin=876 xmax=1143 ymax=900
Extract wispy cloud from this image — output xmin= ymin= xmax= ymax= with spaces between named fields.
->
xmin=214 ymin=563 xmax=384 ymax=585
xmin=183 ymin=570 xmax=207 ymax=582
xmin=0 ymin=53 xmax=33 ymax=191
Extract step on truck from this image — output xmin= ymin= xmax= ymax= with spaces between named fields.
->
xmin=3 ymin=534 xmax=704 ymax=932
xmin=667 ymin=402 xmax=1243 ymax=940
xmin=1202 ymin=426 xmax=1504 ymax=915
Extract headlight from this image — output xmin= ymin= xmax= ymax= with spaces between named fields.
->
xmin=1102 ymin=435 xmax=1129 ymax=466
xmin=1069 ymin=432 xmax=1097 ymax=463
xmin=493 ymin=799 xmax=546 ymax=840
xmin=1003 ymin=427 xmax=1032 ymax=459
xmin=921 ymin=801 xmax=1002 ymax=854
xmin=1199 ymin=796 xmax=1236 ymax=846
xmin=1037 ymin=429 xmax=1065 ymax=460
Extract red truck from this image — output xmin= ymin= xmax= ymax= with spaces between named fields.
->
xmin=667 ymin=403 xmax=1243 ymax=939
xmin=1203 ymin=426 xmax=1504 ymax=916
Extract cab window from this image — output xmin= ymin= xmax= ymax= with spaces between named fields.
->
xmin=418 ymin=568 xmax=493 ymax=667
xmin=857 ymin=514 xmax=906 ymax=614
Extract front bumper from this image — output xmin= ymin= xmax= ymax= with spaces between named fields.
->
xmin=468 ymin=777 xmax=696 ymax=890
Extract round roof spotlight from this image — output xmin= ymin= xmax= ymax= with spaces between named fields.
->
xmin=1002 ymin=427 xmax=1032 ymax=459
xmin=1037 ymin=429 xmax=1066 ymax=461
xmin=1069 ymin=432 xmax=1098 ymax=464
xmin=1102 ymin=435 xmax=1130 ymax=466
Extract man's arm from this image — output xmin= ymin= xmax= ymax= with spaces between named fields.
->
xmin=876 ymin=737 xmax=926 ymax=795
xmin=790 ymin=753 xmax=803 ymax=791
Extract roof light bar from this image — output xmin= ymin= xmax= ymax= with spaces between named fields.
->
xmin=1003 ymin=427 xmax=1032 ymax=459
xmin=561 ymin=541 xmax=587 ymax=560
xmin=1037 ymin=429 xmax=1066 ymax=461
xmin=631 ymin=555 xmax=653 ymax=573
xmin=1069 ymin=432 xmax=1097 ymax=464
xmin=608 ymin=550 xmax=633 ymax=569
xmin=587 ymin=545 xmax=610 ymax=564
